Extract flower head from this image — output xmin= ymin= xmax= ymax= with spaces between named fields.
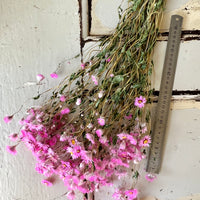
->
xmin=110 ymin=73 xmax=114 ymax=77
xmin=125 ymin=114 xmax=132 ymax=120
xmin=139 ymin=135 xmax=151 ymax=147
xmin=112 ymin=189 xmax=124 ymax=200
xmin=106 ymin=58 xmax=111 ymax=62
xmin=60 ymin=95 xmax=66 ymax=102
xmin=125 ymin=189 xmax=138 ymax=199
xmin=87 ymin=123 xmax=93 ymax=129
xmin=36 ymin=74 xmax=45 ymax=82
xmin=134 ymin=96 xmax=146 ymax=108
xmin=4 ymin=115 xmax=13 ymax=123
xmin=145 ymin=173 xmax=156 ymax=182
xmin=99 ymin=136 xmax=108 ymax=145
xmin=41 ymin=179 xmax=53 ymax=187
xmin=86 ymin=133 xmax=95 ymax=144
xmin=141 ymin=123 xmax=147 ymax=133
xmin=76 ymin=98 xmax=81 ymax=106
xmin=61 ymin=108 xmax=70 ymax=115
xmin=97 ymin=117 xmax=105 ymax=126
xmin=50 ymin=72 xmax=58 ymax=79
xmin=91 ymin=75 xmax=98 ymax=85
xmin=6 ymin=145 xmax=17 ymax=155
xmin=67 ymin=146 xmax=84 ymax=159
xmin=81 ymin=63 xmax=85 ymax=70
xmin=9 ymin=133 xmax=18 ymax=142
xmin=118 ymin=133 xmax=137 ymax=145
xmin=66 ymin=190 xmax=75 ymax=200
xmin=98 ymin=90 xmax=104 ymax=98
xmin=96 ymin=129 xmax=103 ymax=137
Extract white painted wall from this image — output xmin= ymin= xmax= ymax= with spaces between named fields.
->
xmin=1 ymin=0 xmax=200 ymax=200
xmin=0 ymin=1 xmax=83 ymax=200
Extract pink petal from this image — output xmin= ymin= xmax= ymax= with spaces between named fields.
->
xmin=4 ymin=115 xmax=13 ymax=123
xmin=9 ymin=133 xmax=18 ymax=142
xmin=97 ymin=117 xmax=105 ymax=126
xmin=50 ymin=73 xmax=58 ymax=79
xmin=96 ymin=129 xmax=103 ymax=137
xmin=145 ymin=173 xmax=156 ymax=182
xmin=60 ymin=95 xmax=66 ymax=102
xmin=36 ymin=74 xmax=45 ymax=82
xmin=61 ymin=108 xmax=70 ymax=115
xmin=106 ymin=58 xmax=111 ymax=62
xmin=6 ymin=145 xmax=17 ymax=155
xmin=81 ymin=63 xmax=85 ymax=70
xmin=41 ymin=179 xmax=53 ymax=186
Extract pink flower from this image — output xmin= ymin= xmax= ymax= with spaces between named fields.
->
xmin=86 ymin=133 xmax=95 ymax=144
xmin=106 ymin=58 xmax=111 ymax=62
xmin=50 ymin=72 xmax=58 ymax=79
xmin=81 ymin=63 xmax=85 ymax=70
xmin=61 ymin=161 xmax=71 ymax=169
xmin=36 ymin=74 xmax=45 ymax=82
xmin=141 ymin=124 xmax=147 ymax=133
xmin=134 ymin=96 xmax=146 ymax=108
xmin=67 ymin=146 xmax=83 ymax=159
xmin=48 ymin=136 xmax=57 ymax=146
xmin=69 ymin=138 xmax=78 ymax=146
xmin=145 ymin=173 xmax=156 ymax=182
xmin=118 ymin=133 xmax=137 ymax=145
xmin=96 ymin=129 xmax=103 ymax=137
xmin=41 ymin=179 xmax=53 ymax=187
xmin=4 ymin=115 xmax=13 ymax=123
xmin=60 ymin=133 xmax=68 ymax=141
xmin=112 ymin=189 xmax=124 ymax=200
xmin=91 ymin=75 xmax=98 ymax=85
xmin=139 ymin=135 xmax=151 ymax=147
xmin=60 ymin=95 xmax=66 ymax=102
xmin=110 ymin=74 xmax=114 ymax=77
xmin=6 ymin=145 xmax=17 ymax=155
xmin=66 ymin=190 xmax=75 ymax=200
xmin=9 ymin=133 xmax=18 ymax=142
xmin=125 ymin=189 xmax=138 ymax=199
xmin=97 ymin=117 xmax=105 ymax=126
xmin=125 ymin=114 xmax=132 ymax=120
xmin=76 ymin=98 xmax=81 ymax=106
xmin=99 ymin=136 xmax=107 ymax=145
xmin=61 ymin=108 xmax=70 ymax=115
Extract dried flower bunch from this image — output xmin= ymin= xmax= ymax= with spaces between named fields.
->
xmin=5 ymin=0 xmax=164 ymax=199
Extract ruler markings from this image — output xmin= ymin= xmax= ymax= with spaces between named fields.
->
xmin=146 ymin=15 xmax=183 ymax=173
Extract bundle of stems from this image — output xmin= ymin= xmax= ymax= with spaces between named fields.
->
xmin=45 ymin=0 xmax=165 ymax=138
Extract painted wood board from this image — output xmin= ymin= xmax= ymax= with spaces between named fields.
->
xmin=83 ymin=40 xmax=200 ymax=91
xmin=91 ymin=0 xmax=200 ymax=35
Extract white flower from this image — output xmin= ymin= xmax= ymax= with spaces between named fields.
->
xmin=98 ymin=90 xmax=104 ymax=98
xmin=76 ymin=98 xmax=81 ymax=105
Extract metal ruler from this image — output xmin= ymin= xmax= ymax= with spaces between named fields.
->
xmin=146 ymin=15 xmax=183 ymax=174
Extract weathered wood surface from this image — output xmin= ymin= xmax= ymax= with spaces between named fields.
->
xmin=91 ymin=0 xmax=200 ymax=35
xmin=83 ymin=40 xmax=200 ymax=91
